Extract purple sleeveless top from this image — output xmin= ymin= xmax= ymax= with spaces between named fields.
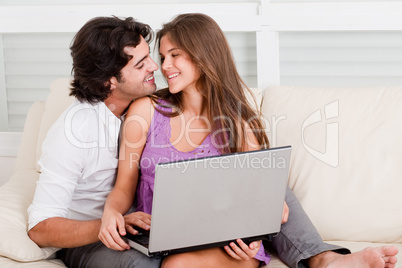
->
xmin=136 ymin=100 xmax=270 ymax=266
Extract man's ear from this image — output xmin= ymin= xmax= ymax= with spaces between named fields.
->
xmin=108 ymin=77 xmax=118 ymax=91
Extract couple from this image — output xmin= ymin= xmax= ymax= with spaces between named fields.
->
xmin=28 ymin=14 xmax=398 ymax=268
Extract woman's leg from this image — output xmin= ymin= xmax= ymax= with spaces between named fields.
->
xmin=161 ymin=247 xmax=260 ymax=268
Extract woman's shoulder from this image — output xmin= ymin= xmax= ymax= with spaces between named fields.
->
xmin=126 ymin=96 xmax=155 ymax=125
xmin=128 ymin=96 xmax=153 ymax=112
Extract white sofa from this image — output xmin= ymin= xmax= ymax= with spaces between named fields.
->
xmin=0 ymin=78 xmax=401 ymax=267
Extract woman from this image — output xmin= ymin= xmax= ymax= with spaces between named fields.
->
xmin=99 ymin=13 xmax=289 ymax=267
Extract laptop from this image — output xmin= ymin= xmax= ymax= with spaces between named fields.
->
xmin=125 ymin=146 xmax=292 ymax=258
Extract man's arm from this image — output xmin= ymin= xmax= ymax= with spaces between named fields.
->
xmin=28 ymin=102 xmax=106 ymax=248
xmin=28 ymin=217 xmax=101 ymax=248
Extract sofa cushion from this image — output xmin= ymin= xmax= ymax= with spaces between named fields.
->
xmin=0 ymin=169 xmax=58 ymax=262
xmin=0 ymin=257 xmax=66 ymax=267
xmin=35 ymin=78 xmax=75 ymax=172
xmin=247 ymin=87 xmax=264 ymax=112
xmin=261 ymin=85 xmax=402 ymax=243
xmin=0 ymin=100 xmax=61 ymax=262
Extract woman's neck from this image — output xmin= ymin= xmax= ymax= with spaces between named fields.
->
xmin=181 ymin=89 xmax=205 ymax=117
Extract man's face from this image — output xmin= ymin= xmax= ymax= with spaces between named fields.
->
xmin=113 ymin=36 xmax=158 ymax=101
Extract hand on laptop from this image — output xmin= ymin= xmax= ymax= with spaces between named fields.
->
xmin=223 ymin=239 xmax=262 ymax=261
xmin=99 ymin=210 xmax=151 ymax=251
xmin=221 ymin=200 xmax=288 ymax=260
xmin=124 ymin=212 xmax=151 ymax=235
xmin=282 ymin=201 xmax=289 ymax=224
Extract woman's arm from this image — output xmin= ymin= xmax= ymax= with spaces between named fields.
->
xmin=99 ymin=97 xmax=155 ymax=251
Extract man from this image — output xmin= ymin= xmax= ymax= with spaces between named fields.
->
xmin=28 ymin=16 xmax=160 ymax=267
xmin=28 ymin=16 xmax=398 ymax=268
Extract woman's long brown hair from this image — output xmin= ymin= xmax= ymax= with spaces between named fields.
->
xmin=152 ymin=13 xmax=269 ymax=154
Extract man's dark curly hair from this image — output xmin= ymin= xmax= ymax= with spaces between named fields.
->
xmin=69 ymin=16 xmax=153 ymax=103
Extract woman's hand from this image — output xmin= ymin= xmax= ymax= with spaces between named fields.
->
xmin=282 ymin=201 xmax=289 ymax=224
xmin=124 ymin=212 xmax=151 ymax=235
xmin=224 ymin=239 xmax=262 ymax=261
xmin=99 ymin=211 xmax=151 ymax=251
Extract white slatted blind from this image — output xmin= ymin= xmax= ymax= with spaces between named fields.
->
xmin=279 ymin=31 xmax=402 ymax=87
xmin=2 ymin=31 xmax=256 ymax=131
xmin=5 ymin=30 xmax=402 ymax=130
xmin=227 ymin=32 xmax=258 ymax=87
xmin=3 ymin=33 xmax=73 ymax=131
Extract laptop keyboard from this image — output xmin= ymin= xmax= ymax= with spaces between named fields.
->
xmin=131 ymin=234 xmax=149 ymax=247
xmin=125 ymin=229 xmax=150 ymax=247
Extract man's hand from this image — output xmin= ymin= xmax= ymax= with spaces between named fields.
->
xmin=98 ymin=211 xmax=151 ymax=251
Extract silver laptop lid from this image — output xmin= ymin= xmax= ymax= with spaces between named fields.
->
xmin=149 ymin=146 xmax=291 ymax=254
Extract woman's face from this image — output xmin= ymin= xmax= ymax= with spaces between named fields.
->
xmin=159 ymin=35 xmax=199 ymax=94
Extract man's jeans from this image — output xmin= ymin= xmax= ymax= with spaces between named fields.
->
xmin=59 ymin=241 xmax=161 ymax=268
xmin=270 ymin=187 xmax=350 ymax=267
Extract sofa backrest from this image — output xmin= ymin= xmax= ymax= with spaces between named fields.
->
xmin=15 ymin=78 xmax=74 ymax=172
xmin=34 ymin=78 xmax=75 ymax=171
xmin=14 ymin=102 xmax=44 ymax=171
xmin=261 ymin=85 xmax=402 ymax=244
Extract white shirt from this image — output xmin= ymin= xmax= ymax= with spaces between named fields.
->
xmin=28 ymin=100 xmax=122 ymax=230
